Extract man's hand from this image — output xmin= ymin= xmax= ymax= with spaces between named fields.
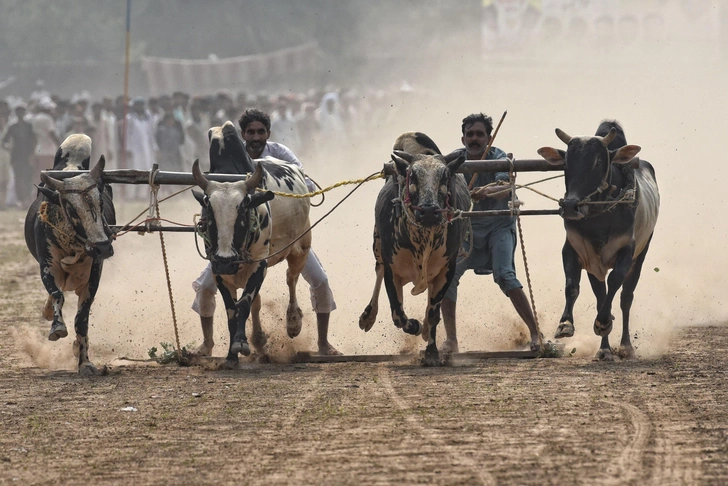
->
xmin=470 ymin=182 xmax=511 ymax=201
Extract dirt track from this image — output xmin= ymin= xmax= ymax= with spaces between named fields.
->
xmin=1 ymin=208 xmax=728 ymax=485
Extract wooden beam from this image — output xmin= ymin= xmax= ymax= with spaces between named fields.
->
xmin=42 ymin=169 xmax=252 ymax=185
xmin=43 ymin=158 xmax=562 ymax=185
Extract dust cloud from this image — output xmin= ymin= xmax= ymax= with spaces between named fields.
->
xmin=12 ymin=3 xmax=728 ymax=365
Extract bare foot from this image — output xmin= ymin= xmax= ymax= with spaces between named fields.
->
xmin=318 ymin=343 xmax=342 ymax=356
xmin=440 ymin=338 xmax=459 ymax=354
xmin=191 ymin=341 xmax=214 ymax=357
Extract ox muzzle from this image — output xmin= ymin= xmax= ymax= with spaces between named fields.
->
xmin=87 ymin=240 xmax=114 ymax=259
xmin=559 ymin=198 xmax=588 ymax=221
xmin=210 ymin=255 xmax=243 ymax=276
xmin=412 ymin=203 xmax=444 ymax=227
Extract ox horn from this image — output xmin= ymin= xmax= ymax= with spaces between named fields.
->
xmin=244 ymin=162 xmax=264 ymax=192
xmin=191 ymin=159 xmax=209 ymax=191
xmin=40 ymin=172 xmax=63 ymax=191
xmin=90 ymin=155 xmax=106 ymax=181
xmin=555 ymin=128 xmax=572 ymax=145
xmin=392 ymin=150 xmax=414 ymax=164
xmin=601 ymin=127 xmax=617 ymax=147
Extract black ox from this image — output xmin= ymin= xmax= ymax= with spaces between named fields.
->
xmin=359 ymin=132 xmax=469 ymax=365
xmin=24 ymin=134 xmax=116 ymax=375
xmin=538 ymin=121 xmax=660 ymax=360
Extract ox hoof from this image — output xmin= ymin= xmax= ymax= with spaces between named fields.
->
xmin=79 ymin=362 xmax=107 ymax=376
xmin=251 ymin=331 xmax=268 ymax=351
xmin=403 ymin=319 xmax=422 ymax=336
xmin=221 ymin=359 xmax=238 ymax=370
xmin=286 ymin=307 xmax=304 ymax=338
xmin=359 ymin=306 xmax=377 ymax=332
xmin=440 ymin=338 xmax=459 ymax=355
xmin=420 ymin=321 xmax=430 ymax=343
xmin=617 ymin=346 xmax=636 ymax=360
xmin=48 ymin=323 xmax=68 ymax=341
xmin=593 ymin=317 xmax=613 ymax=337
xmin=554 ymin=321 xmax=574 ymax=339
xmin=422 ymin=349 xmax=441 ymax=367
xmin=231 ymin=341 xmax=251 ymax=357
xmin=594 ymin=348 xmax=616 ymax=361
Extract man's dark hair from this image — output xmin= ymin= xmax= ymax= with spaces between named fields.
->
xmin=239 ymin=108 xmax=271 ymax=132
xmin=461 ymin=113 xmax=494 ymax=136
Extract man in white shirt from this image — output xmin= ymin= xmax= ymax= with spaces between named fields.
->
xmin=124 ymin=97 xmax=158 ymax=199
xmin=31 ymin=98 xmax=59 ymax=182
xmin=191 ymin=109 xmax=341 ymax=356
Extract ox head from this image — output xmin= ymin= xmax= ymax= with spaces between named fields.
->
xmin=192 ymin=160 xmax=274 ymax=275
xmin=392 ymin=149 xmax=465 ymax=227
xmin=38 ymin=156 xmax=114 ymax=259
xmin=537 ymin=128 xmax=641 ymax=220
xmin=208 ymin=121 xmax=256 ymax=174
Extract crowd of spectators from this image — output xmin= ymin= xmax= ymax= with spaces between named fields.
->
xmin=0 ymin=84 xmax=411 ymax=206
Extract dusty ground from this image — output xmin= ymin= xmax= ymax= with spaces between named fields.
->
xmin=2 ymin=56 xmax=728 ymax=484
xmin=2 ymin=203 xmax=728 ymax=485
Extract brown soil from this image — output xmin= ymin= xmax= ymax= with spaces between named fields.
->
xmin=2 ymin=206 xmax=728 ymax=485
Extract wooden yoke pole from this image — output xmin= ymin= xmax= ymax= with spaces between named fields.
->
xmin=468 ymin=110 xmax=507 ymax=190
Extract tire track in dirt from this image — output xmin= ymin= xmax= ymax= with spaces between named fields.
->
xmin=377 ymin=365 xmax=497 ymax=486
xmin=604 ymin=399 xmax=651 ymax=484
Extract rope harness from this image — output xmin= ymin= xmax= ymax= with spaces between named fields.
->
xmin=558 ymin=147 xmax=638 ymax=218
xmin=393 ymin=167 xmax=465 ymax=230
xmin=37 ymin=183 xmax=115 ymax=251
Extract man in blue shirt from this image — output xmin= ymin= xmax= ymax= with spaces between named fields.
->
xmin=441 ymin=113 xmax=540 ymax=353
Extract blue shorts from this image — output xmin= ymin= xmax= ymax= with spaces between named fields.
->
xmin=443 ymin=225 xmax=522 ymax=301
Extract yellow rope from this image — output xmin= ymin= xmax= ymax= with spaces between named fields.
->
xmin=258 ymin=172 xmax=385 ymax=198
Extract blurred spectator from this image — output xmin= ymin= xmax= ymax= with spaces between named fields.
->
xmin=0 ymin=101 xmax=10 ymax=209
xmin=185 ymin=100 xmax=209 ymax=171
xmin=32 ymin=98 xmax=60 ymax=182
xmin=317 ymin=92 xmax=347 ymax=149
xmin=125 ymin=97 xmax=158 ymax=200
xmin=90 ymin=102 xmax=113 ymax=166
xmin=100 ymin=97 xmax=118 ymax=169
xmin=156 ymin=112 xmax=185 ymax=173
xmin=2 ymin=103 xmax=36 ymax=206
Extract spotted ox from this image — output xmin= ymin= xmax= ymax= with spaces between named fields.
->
xmin=192 ymin=152 xmax=310 ymax=365
xmin=24 ymin=134 xmax=116 ymax=375
xmin=359 ymin=132 xmax=469 ymax=365
xmin=538 ymin=120 xmax=660 ymax=360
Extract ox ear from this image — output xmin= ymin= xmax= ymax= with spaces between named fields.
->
xmin=537 ymin=147 xmax=565 ymax=166
xmin=391 ymin=151 xmax=410 ymax=176
xmin=90 ymin=155 xmax=105 ymax=181
xmin=444 ymin=151 xmax=466 ymax=174
xmin=611 ymin=145 xmax=641 ymax=165
xmin=248 ymin=190 xmax=275 ymax=208
xmin=245 ymin=162 xmax=265 ymax=192
xmin=192 ymin=189 xmax=207 ymax=207
xmin=36 ymin=184 xmax=60 ymax=204
xmin=192 ymin=159 xmax=209 ymax=191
